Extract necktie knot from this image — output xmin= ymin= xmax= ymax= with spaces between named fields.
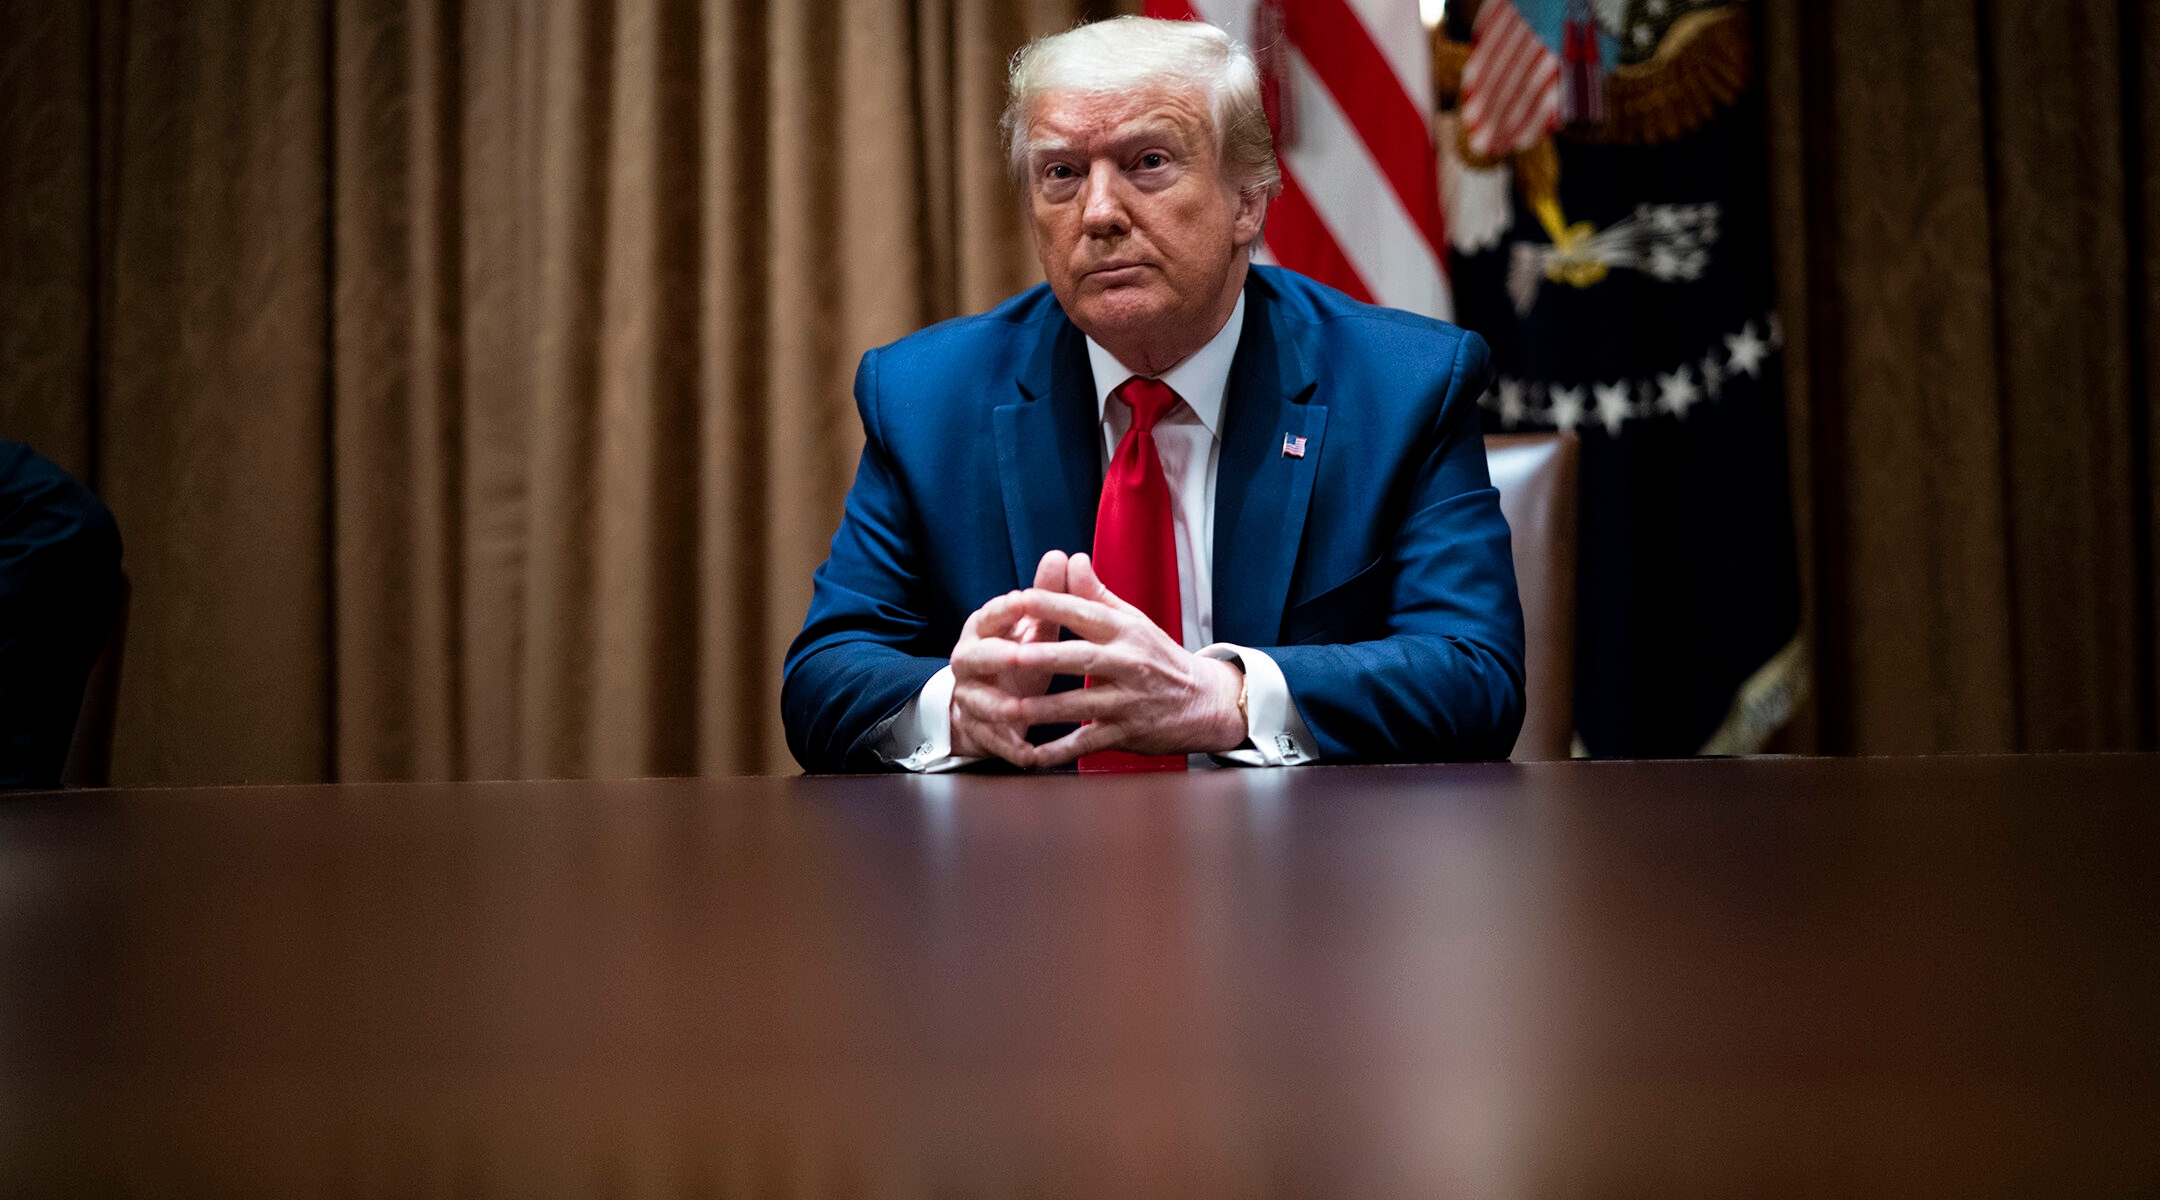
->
xmin=1114 ymin=376 xmax=1179 ymax=433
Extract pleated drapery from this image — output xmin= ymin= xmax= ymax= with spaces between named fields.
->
xmin=1760 ymin=0 xmax=2158 ymax=754
xmin=2 ymin=0 xmax=1101 ymax=784
xmin=7 ymin=0 xmax=2154 ymax=783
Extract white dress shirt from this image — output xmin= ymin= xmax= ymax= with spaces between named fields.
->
xmin=879 ymin=291 xmax=1319 ymax=771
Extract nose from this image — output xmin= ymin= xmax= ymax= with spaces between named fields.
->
xmin=1079 ymin=160 xmax=1127 ymax=237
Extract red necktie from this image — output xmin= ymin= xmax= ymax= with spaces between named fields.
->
xmin=1081 ymin=377 xmax=1187 ymax=774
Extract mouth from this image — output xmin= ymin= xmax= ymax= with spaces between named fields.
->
xmin=1083 ymin=262 xmax=1152 ymax=284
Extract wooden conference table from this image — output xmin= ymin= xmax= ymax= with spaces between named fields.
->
xmin=2 ymin=756 xmax=2155 ymax=1197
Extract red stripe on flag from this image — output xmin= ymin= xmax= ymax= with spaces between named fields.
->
xmin=1265 ymin=168 xmax=1375 ymax=304
xmin=1481 ymin=23 xmax=1534 ymax=89
xmin=1465 ymin=31 xmax=1541 ymax=124
xmin=1285 ymin=0 xmax=1445 ymax=258
xmin=1100 ymin=1 xmax=1450 ymax=305
xmin=1492 ymin=59 xmax=1559 ymax=138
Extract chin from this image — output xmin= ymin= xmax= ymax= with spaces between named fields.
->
xmin=1069 ymin=290 xmax=1173 ymax=345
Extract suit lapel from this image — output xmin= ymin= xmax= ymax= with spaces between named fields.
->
xmin=1213 ymin=275 xmax=1325 ymax=648
xmin=993 ymin=313 xmax=1100 ymax=587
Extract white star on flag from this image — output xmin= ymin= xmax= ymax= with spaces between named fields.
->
xmin=1656 ymin=365 xmax=1701 ymax=419
xmin=1725 ymin=322 xmax=1771 ymax=378
xmin=1701 ymin=351 xmax=1727 ymax=399
xmin=1648 ymin=205 xmax=1689 ymax=234
xmin=1549 ymin=384 xmax=1586 ymax=433
xmin=1498 ymin=378 xmax=1528 ymax=426
xmin=1647 ymin=246 xmax=1688 ymax=279
xmin=1594 ymin=381 xmax=1633 ymax=437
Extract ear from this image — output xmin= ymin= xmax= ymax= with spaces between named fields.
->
xmin=1231 ymin=185 xmax=1269 ymax=250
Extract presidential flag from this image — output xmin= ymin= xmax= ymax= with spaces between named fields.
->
xmin=1147 ymin=0 xmax=1451 ymax=320
xmin=1440 ymin=0 xmax=1805 ymax=756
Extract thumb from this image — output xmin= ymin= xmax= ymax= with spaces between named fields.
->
xmin=1033 ymin=548 xmax=1070 ymax=594
xmin=1067 ymin=552 xmax=1139 ymax=614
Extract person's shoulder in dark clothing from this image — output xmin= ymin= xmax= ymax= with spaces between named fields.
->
xmin=0 ymin=440 xmax=122 ymax=790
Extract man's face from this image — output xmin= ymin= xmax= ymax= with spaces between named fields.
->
xmin=1022 ymin=83 xmax=1266 ymax=365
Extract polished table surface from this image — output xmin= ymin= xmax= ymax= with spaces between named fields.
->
xmin=2 ymin=756 xmax=2156 ymax=1197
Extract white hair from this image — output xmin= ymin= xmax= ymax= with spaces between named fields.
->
xmin=1002 ymin=16 xmax=1281 ymax=198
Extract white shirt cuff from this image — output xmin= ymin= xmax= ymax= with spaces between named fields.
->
xmin=874 ymin=665 xmax=983 ymax=773
xmin=1199 ymin=644 xmax=1319 ymax=766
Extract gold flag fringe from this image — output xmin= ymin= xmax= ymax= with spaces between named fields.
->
xmin=1432 ymin=30 xmax=1469 ymax=105
xmin=1698 ymin=634 xmax=1810 ymax=756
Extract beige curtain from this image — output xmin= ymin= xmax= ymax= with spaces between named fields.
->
xmin=18 ymin=0 xmax=2149 ymax=780
xmin=1761 ymin=0 xmax=2159 ymax=753
xmin=1 ymin=0 xmax=1104 ymax=785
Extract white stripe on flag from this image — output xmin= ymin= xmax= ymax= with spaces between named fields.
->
xmin=1280 ymin=50 xmax=1450 ymax=319
xmin=1470 ymin=29 xmax=1540 ymax=124
xmin=1186 ymin=0 xmax=1250 ymax=42
xmin=1493 ymin=58 xmax=1559 ymax=138
xmin=1340 ymin=0 xmax=1434 ymax=113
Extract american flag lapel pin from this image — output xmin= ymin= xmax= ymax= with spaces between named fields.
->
xmin=1281 ymin=432 xmax=1307 ymax=459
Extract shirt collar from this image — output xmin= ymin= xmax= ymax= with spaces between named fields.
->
xmin=1083 ymin=289 xmax=1245 ymax=438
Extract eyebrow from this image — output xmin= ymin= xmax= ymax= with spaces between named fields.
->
xmin=1025 ymin=121 xmax=1193 ymax=161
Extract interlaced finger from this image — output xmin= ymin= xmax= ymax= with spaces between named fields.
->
xmin=951 ymin=632 xmax=1018 ymax=680
xmin=1005 ymin=589 xmax=1127 ymax=644
xmin=1013 ymin=685 xmax=1115 ymax=727
xmin=951 ymin=684 xmax=1036 ymax=765
xmin=1026 ymin=719 xmax=1122 ymax=767
xmin=1003 ymin=638 xmax=1119 ymax=678
xmin=968 ymin=590 xmax=1028 ymax=643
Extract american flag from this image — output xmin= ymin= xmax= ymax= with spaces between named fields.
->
xmin=1282 ymin=433 xmax=1308 ymax=458
xmin=1146 ymin=0 xmax=1451 ymax=320
xmin=1459 ymin=0 xmax=1561 ymax=159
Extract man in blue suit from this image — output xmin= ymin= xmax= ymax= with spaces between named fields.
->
xmin=784 ymin=16 xmax=1523 ymax=773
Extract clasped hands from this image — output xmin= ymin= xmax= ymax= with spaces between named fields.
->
xmin=948 ymin=550 xmax=1247 ymax=767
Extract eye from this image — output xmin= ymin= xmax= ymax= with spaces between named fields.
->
xmin=1044 ymin=163 xmax=1075 ymax=180
xmin=1137 ymin=152 xmax=1168 ymax=170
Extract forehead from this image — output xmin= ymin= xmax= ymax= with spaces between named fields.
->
xmin=1023 ymin=83 xmax=1214 ymax=152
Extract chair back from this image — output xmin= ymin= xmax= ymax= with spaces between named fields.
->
xmin=1486 ymin=434 xmax=1579 ymax=761
xmin=61 ymin=571 xmax=130 ymax=789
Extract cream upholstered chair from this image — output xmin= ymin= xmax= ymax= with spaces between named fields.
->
xmin=1485 ymin=434 xmax=1579 ymax=761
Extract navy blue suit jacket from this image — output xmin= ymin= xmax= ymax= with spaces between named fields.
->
xmin=783 ymin=266 xmax=1524 ymax=772
xmin=1 ymin=440 xmax=122 ymax=790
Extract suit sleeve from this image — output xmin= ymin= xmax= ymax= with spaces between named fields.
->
xmin=0 ymin=441 xmax=123 ymax=790
xmin=1264 ymin=332 xmax=1527 ymax=763
xmin=780 ymin=349 xmax=950 ymax=773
